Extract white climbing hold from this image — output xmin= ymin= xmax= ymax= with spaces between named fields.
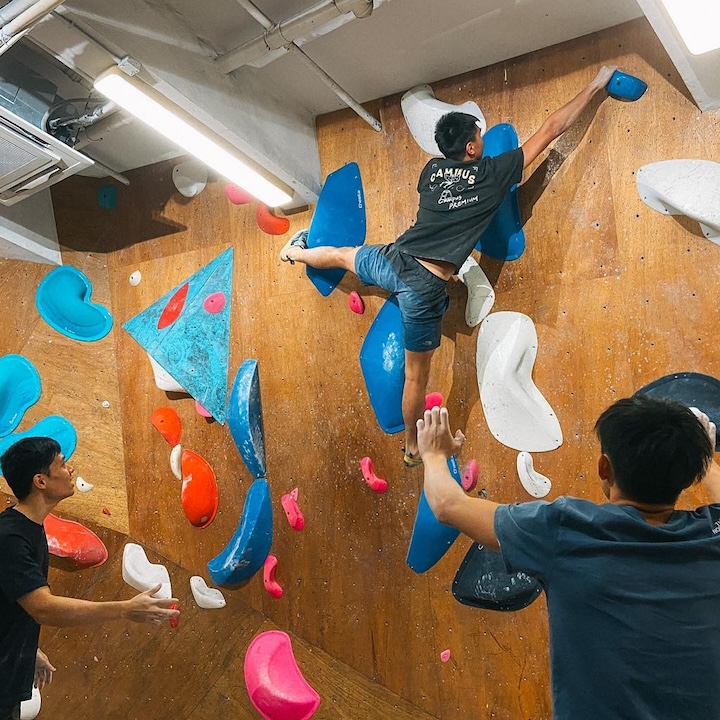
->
xmin=516 ymin=452 xmax=552 ymax=498
xmin=129 ymin=271 xmax=142 ymax=286
xmin=75 ymin=476 xmax=94 ymax=492
xmin=190 ymin=576 xmax=226 ymax=609
xmin=170 ymin=444 xmax=182 ymax=480
xmin=122 ymin=543 xmax=172 ymax=599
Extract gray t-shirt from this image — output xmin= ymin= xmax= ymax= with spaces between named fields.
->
xmin=495 ymin=497 xmax=720 ymax=719
xmin=394 ymin=148 xmax=523 ymax=272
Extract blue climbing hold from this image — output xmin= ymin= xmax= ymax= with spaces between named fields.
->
xmin=0 ymin=355 xmax=41 ymax=437
xmin=227 ymin=359 xmax=266 ymax=479
xmin=207 ymin=478 xmax=273 ymax=587
xmin=606 ymin=70 xmax=648 ymax=102
xmin=0 ymin=415 xmax=77 ymax=462
xmin=36 ymin=266 xmax=113 ymax=342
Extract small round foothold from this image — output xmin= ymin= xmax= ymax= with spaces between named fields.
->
xmin=348 ymin=291 xmax=365 ymax=315
xmin=360 ymin=456 xmax=388 ymax=493
xmin=440 ymin=649 xmax=451 ymax=663
xmin=129 ymin=270 xmax=142 ymax=286
xmin=102 ymin=507 xmax=111 ymax=516
xmin=425 ymin=392 xmax=443 ymax=411
xmin=224 ymin=183 xmax=254 ymax=205
xmin=101 ymin=400 xmax=110 ymax=408
xmin=461 ymin=459 xmax=479 ymax=492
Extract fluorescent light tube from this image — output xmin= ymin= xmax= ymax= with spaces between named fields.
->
xmin=94 ymin=67 xmax=293 ymax=207
xmin=658 ymin=0 xmax=720 ymax=55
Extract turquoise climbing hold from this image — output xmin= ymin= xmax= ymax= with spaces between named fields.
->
xmin=0 ymin=415 xmax=77 ymax=462
xmin=0 ymin=355 xmax=41 ymax=437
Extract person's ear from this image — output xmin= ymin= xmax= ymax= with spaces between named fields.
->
xmin=33 ymin=472 xmax=47 ymax=490
xmin=598 ymin=454 xmax=612 ymax=482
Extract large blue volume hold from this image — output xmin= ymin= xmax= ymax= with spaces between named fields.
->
xmin=306 ymin=162 xmax=366 ymax=297
xmin=606 ymin=70 xmax=648 ymax=102
xmin=475 ymin=123 xmax=525 ymax=261
xmin=207 ymin=479 xmax=273 ymax=588
xmin=406 ymin=455 xmax=463 ymax=573
xmin=359 ymin=295 xmax=404 ymax=434
xmin=227 ymin=359 xmax=266 ymax=478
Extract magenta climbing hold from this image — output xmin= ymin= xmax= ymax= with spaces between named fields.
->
xmin=462 ymin=459 xmax=479 ymax=492
xmin=225 ymin=183 xmax=253 ymax=205
xmin=263 ymin=555 xmax=283 ymax=599
xmin=203 ymin=291 xmax=226 ymax=314
xmin=281 ymin=489 xmax=305 ymax=531
xmin=360 ymin=456 xmax=388 ymax=494
xmin=425 ymin=392 xmax=443 ymax=411
xmin=195 ymin=400 xmax=212 ymax=418
xmin=244 ymin=630 xmax=320 ymax=720
xmin=348 ymin=291 xmax=365 ymax=315
xmin=440 ymin=649 xmax=451 ymax=663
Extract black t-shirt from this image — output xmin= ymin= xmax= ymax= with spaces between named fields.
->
xmin=394 ymin=148 xmax=524 ymax=272
xmin=0 ymin=507 xmax=49 ymax=707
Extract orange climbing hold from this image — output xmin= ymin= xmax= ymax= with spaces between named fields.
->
xmin=151 ymin=407 xmax=182 ymax=446
xmin=180 ymin=449 xmax=219 ymax=528
xmin=256 ymin=203 xmax=290 ymax=235
xmin=360 ymin=456 xmax=388 ymax=494
xmin=44 ymin=513 xmax=108 ymax=570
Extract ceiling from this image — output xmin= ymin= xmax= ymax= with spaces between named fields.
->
xmin=1 ymin=0 xmax=718 ymax=209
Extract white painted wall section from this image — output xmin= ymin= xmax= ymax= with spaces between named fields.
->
xmin=0 ymin=190 xmax=61 ymax=264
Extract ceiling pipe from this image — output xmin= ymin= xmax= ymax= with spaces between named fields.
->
xmin=222 ymin=0 xmax=381 ymax=133
xmin=0 ymin=0 xmax=66 ymax=45
xmin=0 ymin=0 xmax=42 ymax=25
xmin=217 ymin=0 xmax=373 ymax=73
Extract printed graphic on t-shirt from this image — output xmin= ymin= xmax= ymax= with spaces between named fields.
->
xmin=426 ymin=162 xmax=482 ymax=211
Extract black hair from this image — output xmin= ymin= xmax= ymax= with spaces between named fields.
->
xmin=0 ymin=437 xmax=61 ymax=501
xmin=434 ymin=112 xmax=480 ymax=160
xmin=594 ymin=396 xmax=712 ymax=505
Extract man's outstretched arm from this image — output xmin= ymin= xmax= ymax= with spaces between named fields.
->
xmin=417 ymin=407 xmax=501 ymax=550
xmin=520 ymin=65 xmax=617 ymax=170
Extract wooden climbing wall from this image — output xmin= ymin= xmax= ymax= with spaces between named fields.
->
xmin=1 ymin=15 xmax=719 ymax=720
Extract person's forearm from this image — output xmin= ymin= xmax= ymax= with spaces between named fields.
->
xmin=702 ymin=460 xmax=720 ymax=503
xmin=30 ymin=594 xmax=129 ymax=627
xmin=542 ymin=82 xmax=605 ymax=140
xmin=423 ymin=453 xmax=467 ymax=522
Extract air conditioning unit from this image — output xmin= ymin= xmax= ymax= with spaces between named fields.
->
xmin=0 ymin=104 xmax=93 ymax=206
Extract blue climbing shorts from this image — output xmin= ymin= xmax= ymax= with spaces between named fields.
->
xmin=354 ymin=244 xmax=449 ymax=352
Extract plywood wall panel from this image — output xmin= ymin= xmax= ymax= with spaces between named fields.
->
xmin=15 ymin=14 xmax=719 ymax=720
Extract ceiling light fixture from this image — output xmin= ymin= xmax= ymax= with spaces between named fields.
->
xmin=657 ymin=0 xmax=720 ymax=55
xmin=93 ymin=64 xmax=293 ymax=207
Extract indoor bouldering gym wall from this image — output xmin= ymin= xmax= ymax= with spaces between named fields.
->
xmin=2 ymin=15 xmax=720 ymax=720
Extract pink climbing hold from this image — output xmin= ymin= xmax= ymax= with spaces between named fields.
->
xmin=462 ymin=459 xmax=479 ymax=492
xmin=203 ymin=291 xmax=226 ymax=314
xmin=440 ymin=649 xmax=451 ymax=663
xmin=360 ymin=456 xmax=387 ymax=494
xmin=425 ymin=392 xmax=444 ymax=411
xmin=281 ymin=489 xmax=305 ymax=531
xmin=195 ymin=400 xmax=212 ymax=418
xmin=263 ymin=555 xmax=283 ymax=599
xmin=244 ymin=630 xmax=320 ymax=720
xmin=224 ymin=183 xmax=253 ymax=205
xmin=348 ymin=291 xmax=365 ymax=315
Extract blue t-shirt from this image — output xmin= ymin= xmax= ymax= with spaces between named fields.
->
xmin=494 ymin=497 xmax=720 ymax=719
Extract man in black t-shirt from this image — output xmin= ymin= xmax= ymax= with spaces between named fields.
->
xmin=0 ymin=437 xmax=180 ymax=720
xmin=280 ymin=66 xmax=617 ymax=466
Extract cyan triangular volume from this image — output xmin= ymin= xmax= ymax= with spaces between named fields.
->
xmin=123 ymin=248 xmax=234 ymax=423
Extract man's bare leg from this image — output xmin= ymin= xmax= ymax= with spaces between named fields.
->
xmin=280 ymin=230 xmax=359 ymax=272
xmin=403 ymin=348 xmax=434 ymax=463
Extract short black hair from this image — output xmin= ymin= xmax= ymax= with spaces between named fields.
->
xmin=435 ymin=112 xmax=480 ymax=160
xmin=594 ymin=396 xmax=712 ymax=505
xmin=0 ymin=437 xmax=61 ymax=501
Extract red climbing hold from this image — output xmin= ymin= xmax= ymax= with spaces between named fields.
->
xmin=157 ymin=282 xmax=189 ymax=329
xmin=348 ymin=291 xmax=365 ymax=315
xmin=425 ymin=392 xmax=443 ymax=411
xmin=360 ymin=456 xmax=388 ymax=494
xmin=169 ymin=602 xmax=180 ymax=628
xmin=256 ymin=203 xmax=290 ymax=235
xmin=44 ymin=513 xmax=108 ymax=570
